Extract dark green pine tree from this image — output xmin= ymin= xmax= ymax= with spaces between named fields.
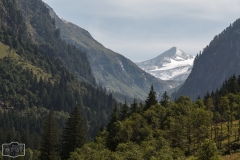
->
xmin=139 ymin=101 xmax=144 ymax=112
xmin=106 ymin=105 xmax=120 ymax=151
xmin=228 ymin=74 xmax=239 ymax=93
xmin=160 ymin=91 xmax=170 ymax=107
xmin=130 ymin=98 xmax=139 ymax=113
xmin=60 ymin=105 xmax=87 ymax=160
xmin=39 ymin=111 xmax=60 ymax=160
xmin=144 ymin=84 xmax=158 ymax=110
xmin=119 ymin=101 xmax=129 ymax=120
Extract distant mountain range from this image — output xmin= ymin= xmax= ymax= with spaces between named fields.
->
xmin=173 ymin=19 xmax=240 ymax=100
xmin=45 ymin=4 xmax=181 ymax=100
xmin=136 ymin=47 xmax=195 ymax=82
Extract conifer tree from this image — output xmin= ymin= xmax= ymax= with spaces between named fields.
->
xmin=107 ymin=105 xmax=119 ymax=129
xmin=219 ymin=97 xmax=229 ymax=148
xmin=60 ymin=106 xmax=86 ymax=160
xmin=119 ymin=101 xmax=129 ymax=120
xmin=130 ymin=98 xmax=139 ymax=113
xmin=139 ymin=101 xmax=144 ymax=112
xmin=144 ymin=84 xmax=158 ymax=110
xmin=160 ymin=91 xmax=170 ymax=107
xmin=39 ymin=111 xmax=60 ymax=160
xmin=106 ymin=105 xmax=120 ymax=151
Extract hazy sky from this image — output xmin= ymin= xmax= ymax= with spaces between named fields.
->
xmin=42 ymin=0 xmax=240 ymax=62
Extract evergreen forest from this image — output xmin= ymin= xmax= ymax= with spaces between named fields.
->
xmin=68 ymin=76 xmax=240 ymax=160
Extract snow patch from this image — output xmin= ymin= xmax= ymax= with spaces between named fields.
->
xmin=115 ymin=57 xmax=125 ymax=71
xmin=150 ymin=58 xmax=194 ymax=71
xmin=175 ymin=56 xmax=184 ymax=61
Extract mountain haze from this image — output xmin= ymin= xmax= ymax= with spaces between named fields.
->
xmin=173 ymin=19 xmax=240 ymax=100
xmin=136 ymin=47 xmax=194 ymax=82
xmin=45 ymin=4 xmax=181 ymax=100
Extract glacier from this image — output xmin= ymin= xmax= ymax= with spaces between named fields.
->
xmin=136 ymin=47 xmax=195 ymax=82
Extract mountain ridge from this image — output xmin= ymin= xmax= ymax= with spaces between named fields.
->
xmin=45 ymin=4 xmax=181 ymax=100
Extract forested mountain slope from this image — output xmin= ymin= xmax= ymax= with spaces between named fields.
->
xmin=45 ymin=4 xmax=181 ymax=100
xmin=17 ymin=0 xmax=96 ymax=85
xmin=0 ymin=0 xmax=118 ymax=149
xmin=173 ymin=19 xmax=240 ymax=100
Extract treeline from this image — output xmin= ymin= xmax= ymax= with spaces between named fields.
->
xmin=107 ymin=89 xmax=142 ymax=104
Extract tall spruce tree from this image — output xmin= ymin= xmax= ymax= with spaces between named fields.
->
xmin=160 ymin=91 xmax=170 ymax=107
xmin=106 ymin=105 xmax=120 ymax=151
xmin=130 ymin=98 xmax=139 ymax=113
xmin=119 ymin=101 xmax=129 ymax=121
xmin=60 ymin=106 xmax=86 ymax=160
xmin=39 ymin=111 xmax=60 ymax=160
xmin=145 ymin=84 xmax=158 ymax=110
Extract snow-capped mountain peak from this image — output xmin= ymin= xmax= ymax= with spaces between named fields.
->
xmin=136 ymin=47 xmax=195 ymax=81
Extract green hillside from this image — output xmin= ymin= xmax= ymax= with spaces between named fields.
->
xmin=0 ymin=42 xmax=53 ymax=81
xmin=17 ymin=0 xmax=96 ymax=85
xmin=0 ymin=0 xmax=118 ymax=152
